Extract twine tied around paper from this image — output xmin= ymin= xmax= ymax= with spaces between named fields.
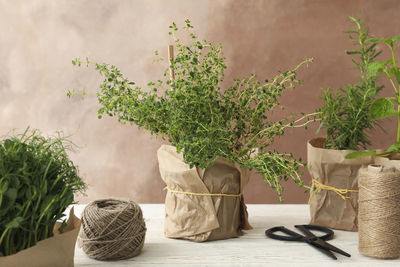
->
xmin=308 ymin=179 xmax=358 ymax=204
xmin=78 ymin=198 xmax=146 ymax=261
xmin=358 ymin=164 xmax=400 ymax=259
xmin=163 ymin=186 xmax=242 ymax=197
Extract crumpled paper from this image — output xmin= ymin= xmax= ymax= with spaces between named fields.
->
xmin=157 ymin=144 xmax=252 ymax=242
xmin=307 ymin=137 xmax=374 ymax=231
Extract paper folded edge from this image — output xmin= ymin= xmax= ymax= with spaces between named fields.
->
xmin=0 ymin=207 xmax=81 ymax=267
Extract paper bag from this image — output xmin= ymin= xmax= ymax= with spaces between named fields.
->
xmin=157 ymin=145 xmax=252 ymax=242
xmin=307 ymin=137 xmax=373 ymax=231
xmin=0 ymin=208 xmax=81 ymax=267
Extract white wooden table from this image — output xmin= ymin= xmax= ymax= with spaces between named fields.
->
xmin=71 ymin=204 xmax=400 ymax=266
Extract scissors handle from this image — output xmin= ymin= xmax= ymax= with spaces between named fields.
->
xmin=265 ymin=226 xmax=304 ymax=241
xmin=295 ymin=224 xmax=334 ymax=241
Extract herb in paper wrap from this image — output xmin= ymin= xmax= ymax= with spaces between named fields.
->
xmin=0 ymin=128 xmax=86 ymax=256
xmin=69 ymin=20 xmax=314 ymax=201
xmin=307 ymin=16 xmax=382 ymax=231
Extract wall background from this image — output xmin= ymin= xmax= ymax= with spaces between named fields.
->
xmin=0 ymin=0 xmax=398 ymax=203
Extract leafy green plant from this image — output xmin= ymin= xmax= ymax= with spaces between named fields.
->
xmin=346 ymin=30 xmax=400 ymax=158
xmin=317 ymin=16 xmax=382 ymax=150
xmin=0 ymin=128 xmax=86 ymax=256
xmin=69 ymin=20 xmax=314 ymax=201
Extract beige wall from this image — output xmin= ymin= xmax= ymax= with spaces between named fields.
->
xmin=0 ymin=0 xmax=398 ymax=204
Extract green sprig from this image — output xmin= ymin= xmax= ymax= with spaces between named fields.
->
xmin=318 ymin=16 xmax=383 ymax=150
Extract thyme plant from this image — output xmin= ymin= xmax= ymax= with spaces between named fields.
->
xmin=0 ymin=128 xmax=86 ymax=256
xmin=70 ymin=20 xmax=314 ymax=201
xmin=317 ymin=16 xmax=382 ymax=150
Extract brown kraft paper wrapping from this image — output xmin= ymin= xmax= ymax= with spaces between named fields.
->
xmin=0 ymin=207 xmax=81 ymax=267
xmin=157 ymin=144 xmax=252 ymax=242
xmin=307 ymin=137 xmax=374 ymax=231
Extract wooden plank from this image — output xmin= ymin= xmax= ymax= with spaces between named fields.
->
xmin=71 ymin=204 xmax=400 ymax=266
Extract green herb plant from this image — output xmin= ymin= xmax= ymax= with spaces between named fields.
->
xmin=69 ymin=20 xmax=315 ymax=201
xmin=317 ymin=16 xmax=382 ymax=150
xmin=346 ymin=30 xmax=400 ymax=158
xmin=0 ymin=128 xmax=86 ymax=256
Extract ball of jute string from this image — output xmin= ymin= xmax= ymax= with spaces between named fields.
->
xmin=78 ymin=198 xmax=146 ymax=260
xmin=358 ymin=164 xmax=400 ymax=259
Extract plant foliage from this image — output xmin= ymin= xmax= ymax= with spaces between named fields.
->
xmin=0 ymin=128 xmax=86 ymax=256
xmin=70 ymin=20 xmax=314 ymax=201
xmin=317 ymin=16 xmax=382 ymax=150
xmin=346 ymin=23 xmax=400 ymax=158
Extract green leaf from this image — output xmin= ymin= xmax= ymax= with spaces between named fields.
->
xmin=346 ymin=50 xmax=361 ymax=55
xmin=366 ymin=61 xmax=385 ymax=77
xmin=382 ymin=38 xmax=394 ymax=46
xmin=5 ymin=188 xmax=17 ymax=203
xmin=366 ymin=37 xmax=381 ymax=44
xmin=370 ymin=98 xmax=398 ymax=119
xmin=4 ymin=139 xmax=14 ymax=149
xmin=384 ymin=36 xmax=400 ymax=45
xmin=345 ymin=150 xmax=376 ymax=159
xmin=385 ymin=59 xmax=394 ymax=65
xmin=6 ymin=217 xmax=24 ymax=229
xmin=387 ymin=142 xmax=400 ymax=153
xmin=388 ymin=66 xmax=400 ymax=84
xmin=0 ymin=181 xmax=8 ymax=193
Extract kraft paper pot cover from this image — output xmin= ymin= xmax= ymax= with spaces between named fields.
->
xmin=307 ymin=137 xmax=374 ymax=231
xmin=0 ymin=207 xmax=81 ymax=267
xmin=157 ymin=144 xmax=252 ymax=242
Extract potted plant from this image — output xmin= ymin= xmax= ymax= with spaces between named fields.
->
xmin=307 ymin=16 xmax=382 ymax=231
xmin=0 ymin=128 xmax=86 ymax=266
xmin=70 ymin=20 xmax=314 ymax=241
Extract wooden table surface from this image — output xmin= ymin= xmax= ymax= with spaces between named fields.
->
xmin=71 ymin=204 xmax=400 ymax=266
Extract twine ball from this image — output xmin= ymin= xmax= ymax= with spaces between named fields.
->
xmin=358 ymin=164 xmax=400 ymax=259
xmin=78 ymin=198 xmax=146 ymax=260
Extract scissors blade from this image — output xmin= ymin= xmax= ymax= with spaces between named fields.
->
xmin=314 ymin=238 xmax=351 ymax=257
xmin=309 ymin=238 xmax=338 ymax=260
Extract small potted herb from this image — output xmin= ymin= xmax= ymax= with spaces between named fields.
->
xmin=308 ymin=16 xmax=382 ymax=231
xmin=0 ymin=128 xmax=86 ymax=266
xmin=70 ymin=20 xmax=313 ymax=241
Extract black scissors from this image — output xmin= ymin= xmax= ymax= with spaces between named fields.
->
xmin=265 ymin=224 xmax=351 ymax=260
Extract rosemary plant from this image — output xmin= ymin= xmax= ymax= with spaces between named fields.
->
xmin=318 ymin=16 xmax=382 ymax=150
xmin=70 ymin=20 xmax=314 ymax=201
xmin=0 ymin=128 xmax=86 ymax=256
xmin=347 ymin=33 xmax=400 ymax=159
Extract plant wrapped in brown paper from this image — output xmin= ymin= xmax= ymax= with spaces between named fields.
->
xmin=70 ymin=20 xmax=314 ymax=201
xmin=0 ymin=128 xmax=85 ymax=265
xmin=308 ymin=16 xmax=381 ymax=231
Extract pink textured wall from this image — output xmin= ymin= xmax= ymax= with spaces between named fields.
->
xmin=0 ymin=0 xmax=398 ymax=203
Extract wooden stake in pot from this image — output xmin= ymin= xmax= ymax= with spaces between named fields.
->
xmin=168 ymin=45 xmax=175 ymax=81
